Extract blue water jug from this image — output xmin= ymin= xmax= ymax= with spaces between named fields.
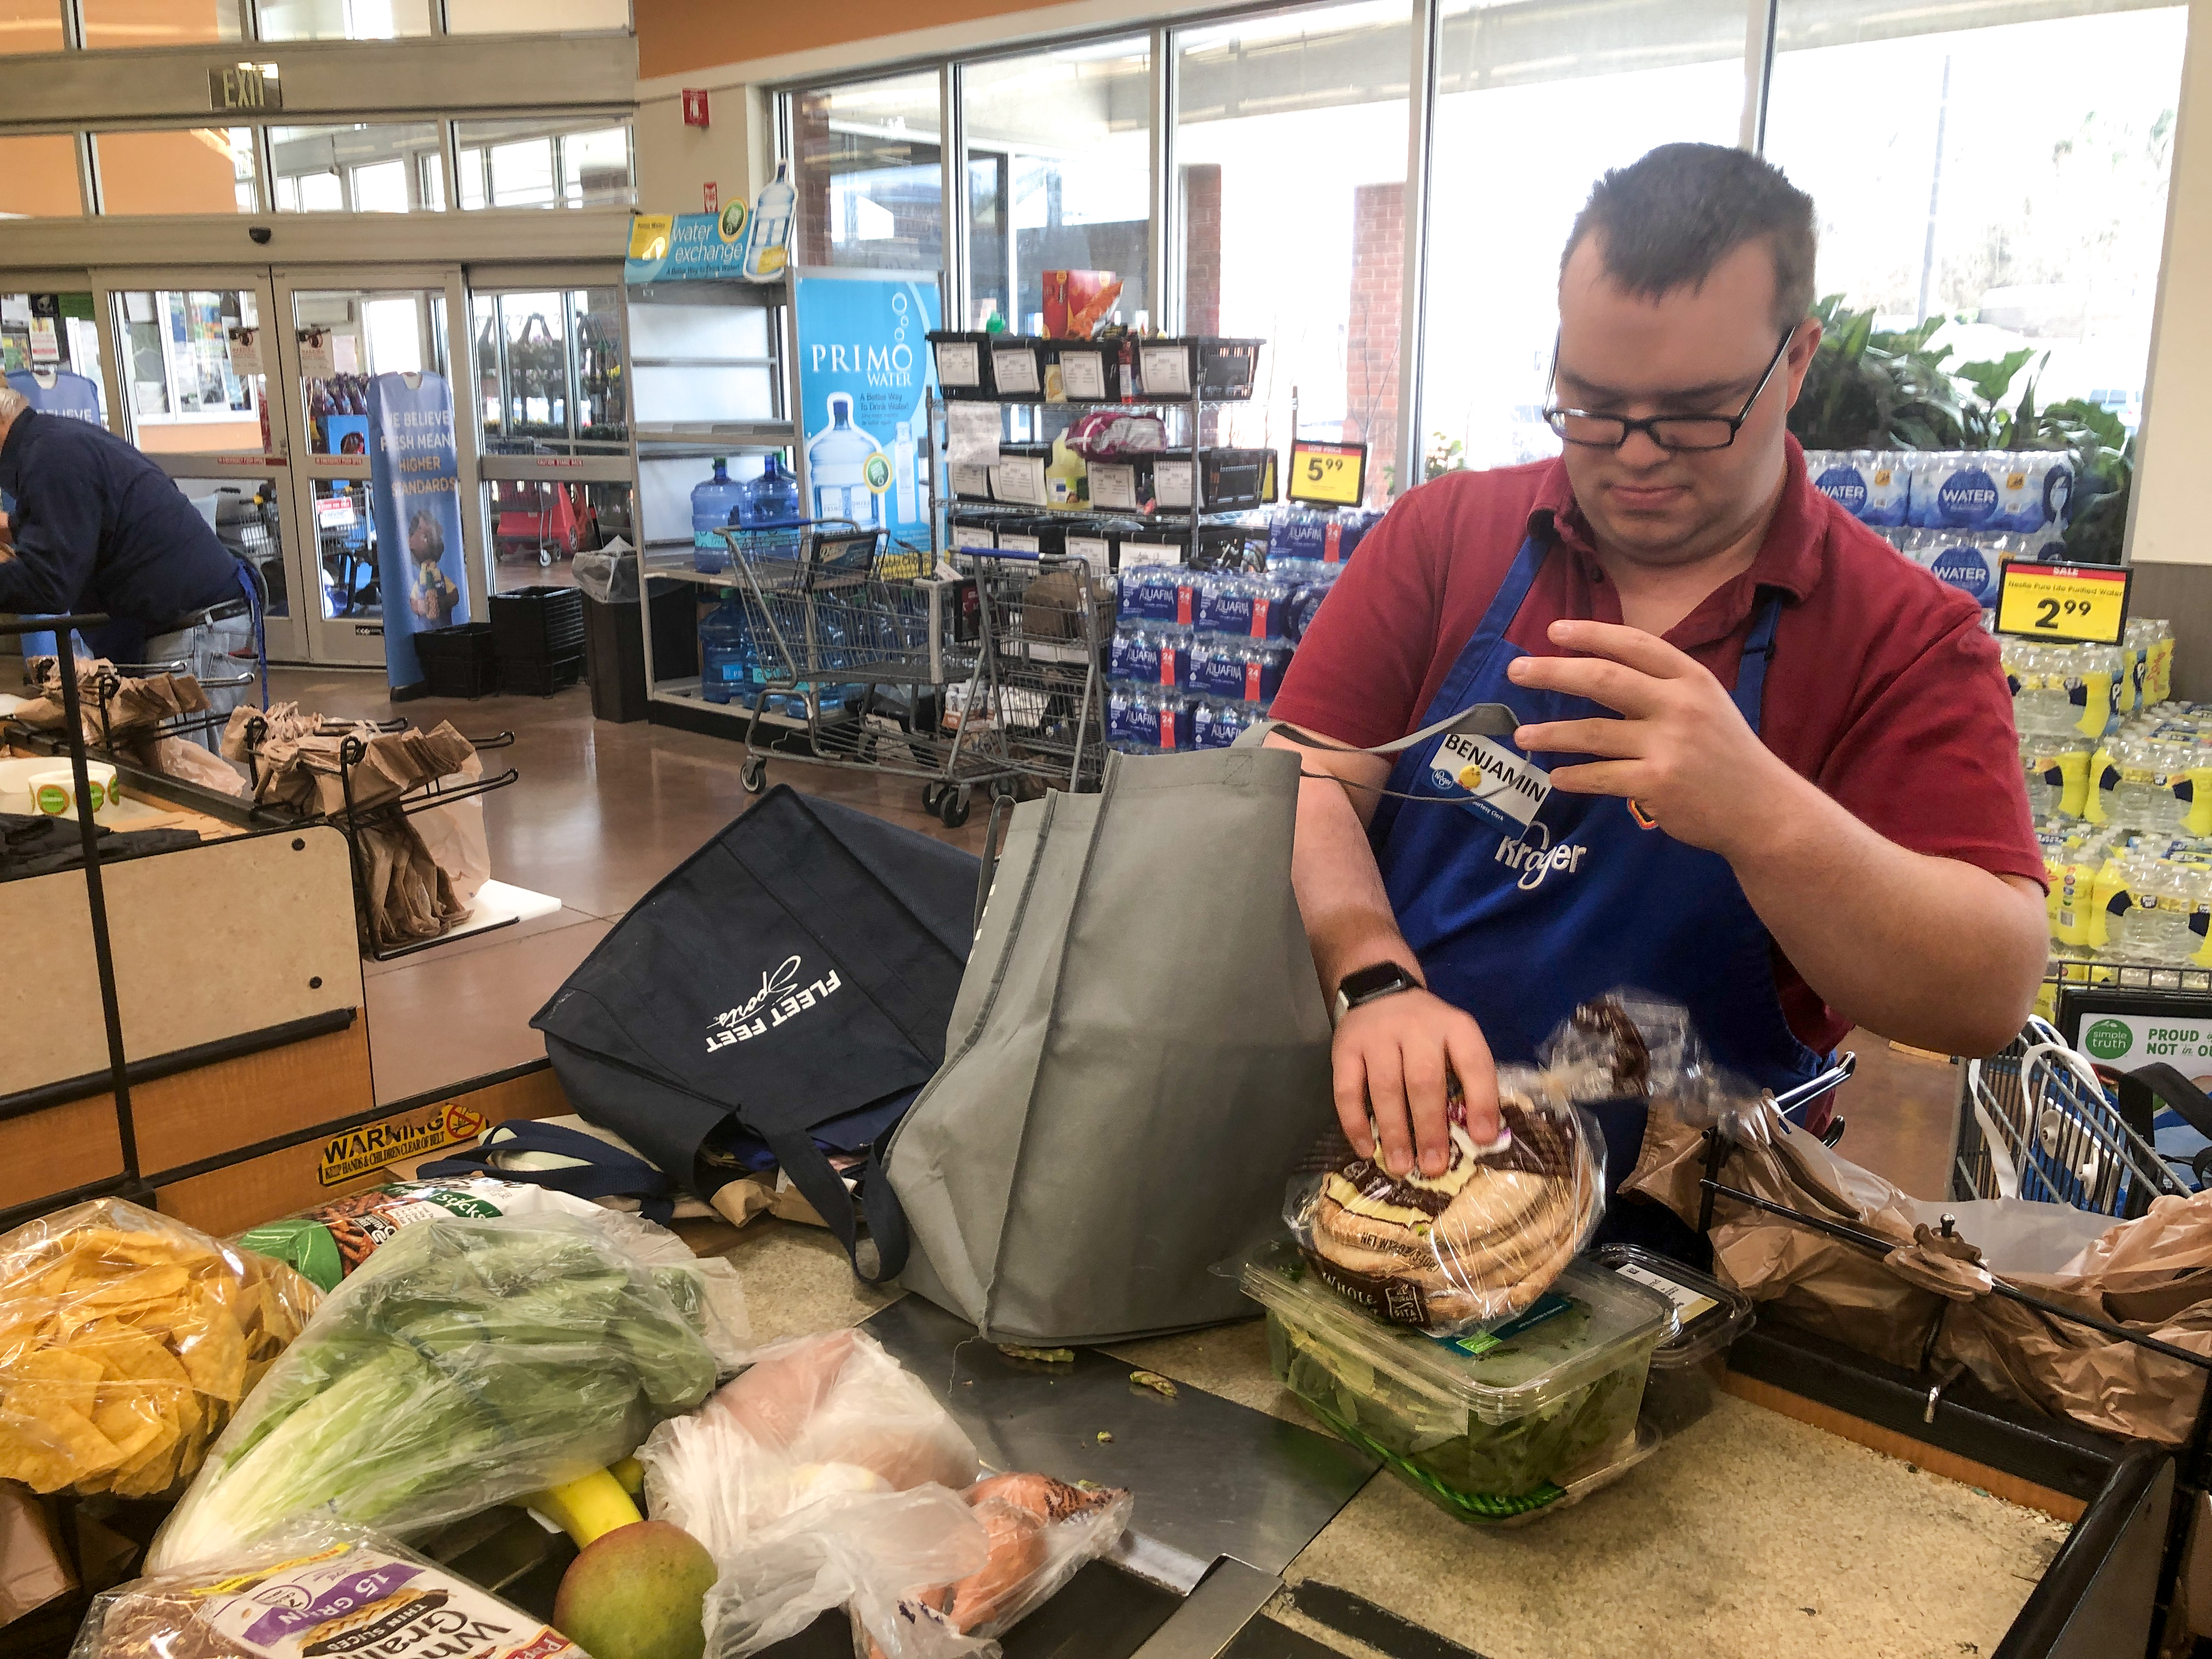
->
xmin=737 ymin=453 xmax=803 ymax=530
xmin=692 ymin=458 xmax=747 ymax=572
xmin=698 ymin=597 xmax=756 ymax=706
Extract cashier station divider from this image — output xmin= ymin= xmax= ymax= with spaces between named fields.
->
xmin=0 ymin=613 xmax=566 ymax=1240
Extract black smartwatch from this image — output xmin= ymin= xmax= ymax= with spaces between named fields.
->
xmin=1333 ymin=961 xmax=1420 ymax=1025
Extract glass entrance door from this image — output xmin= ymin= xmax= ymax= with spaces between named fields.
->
xmin=91 ymin=268 xmax=305 ymax=661
xmin=272 ymin=267 xmax=482 ymax=667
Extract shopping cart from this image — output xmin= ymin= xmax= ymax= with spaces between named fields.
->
xmin=959 ymin=552 xmax=1110 ymax=797
xmin=724 ymin=521 xmax=1013 ymax=825
xmin=1953 ymin=1016 xmax=2187 ymax=1217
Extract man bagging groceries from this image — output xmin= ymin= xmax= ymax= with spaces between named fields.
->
xmin=1266 ymin=143 xmax=2049 ymax=1254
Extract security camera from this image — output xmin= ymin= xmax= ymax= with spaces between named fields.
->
xmin=249 ymin=225 xmax=272 ymax=245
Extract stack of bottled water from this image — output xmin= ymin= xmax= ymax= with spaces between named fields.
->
xmin=2019 ymin=624 xmax=2212 ymax=971
xmin=1803 ymin=449 xmax=2074 ymax=610
xmin=1105 ymin=556 xmax=1344 ymax=753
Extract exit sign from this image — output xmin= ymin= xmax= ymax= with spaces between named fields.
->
xmin=210 ymin=61 xmax=281 ymax=112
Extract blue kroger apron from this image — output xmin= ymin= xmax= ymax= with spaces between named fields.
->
xmin=1369 ymin=534 xmax=1827 ymax=1248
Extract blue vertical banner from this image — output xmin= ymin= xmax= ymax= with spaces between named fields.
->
xmin=367 ymin=371 xmax=469 ymax=690
xmin=792 ymin=273 xmax=941 ymax=543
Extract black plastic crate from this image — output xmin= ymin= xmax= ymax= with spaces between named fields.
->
xmin=490 ymin=584 xmax=587 ymax=663
xmin=1135 ymin=336 xmax=1261 ymax=401
xmin=927 ymin=330 xmax=997 ymax=399
xmin=414 ymin=622 xmax=498 ymax=699
xmin=499 ymin=650 xmax=584 ymax=698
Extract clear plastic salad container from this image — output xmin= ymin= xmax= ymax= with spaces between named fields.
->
xmin=1242 ymin=1242 xmax=1672 ymax=1522
xmin=1593 ymin=1245 xmax=1756 ymax=1436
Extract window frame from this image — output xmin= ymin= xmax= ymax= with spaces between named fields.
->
xmin=770 ymin=0 xmax=1776 ymax=493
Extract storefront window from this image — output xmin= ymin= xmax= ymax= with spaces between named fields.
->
xmin=1764 ymin=0 xmax=2186 ymax=432
xmin=0 ymin=134 xmax=83 ymax=217
xmin=80 ymin=0 xmax=240 ymax=48
xmin=3 ymin=294 xmax=105 ymax=422
xmin=114 ymin=288 xmax=263 ymax=453
xmin=0 ymin=1 xmax=62 ymax=54
xmin=92 ymin=128 xmax=256 ymax=215
xmin=444 ymin=0 xmax=629 ymax=30
xmin=1173 ymin=2 xmax=1410 ymax=479
xmin=454 ymin=118 xmax=634 ymax=210
xmin=793 ymin=71 xmax=944 ymax=272
xmin=1418 ymin=0 xmax=1746 ymax=478
xmin=963 ymin=40 xmax=1152 ymax=333
xmin=269 ymin=122 xmax=443 ymax=213
xmin=471 ymin=286 xmax=625 ymax=453
xmin=253 ymin=0 xmax=432 ymax=40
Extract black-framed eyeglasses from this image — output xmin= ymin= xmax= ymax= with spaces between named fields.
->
xmin=1542 ymin=326 xmax=1797 ymax=453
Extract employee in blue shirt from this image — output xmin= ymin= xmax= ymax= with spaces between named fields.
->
xmin=0 ymin=385 xmax=254 ymax=671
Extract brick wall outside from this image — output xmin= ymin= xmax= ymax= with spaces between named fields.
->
xmin=793 ymin=94 xmax=834 ymax=267
xmin=1344 ymin=181 xmax=1403 ymax=505
xmin=1183 ymin=163 xmax=1222 ymax=335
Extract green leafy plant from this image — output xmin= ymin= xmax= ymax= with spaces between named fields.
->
xmin=1788 ymin=295 xmax=1966 ymax=451
xmin=1425 ymin=431 xmax=1468 ymax=482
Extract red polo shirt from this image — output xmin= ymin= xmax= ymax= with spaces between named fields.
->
xmin=1269 ymin=437 xmax=2043 ymax=1055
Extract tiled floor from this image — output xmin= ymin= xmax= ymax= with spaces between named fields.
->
xmin=284 ymin=664 xmax=1963 ymax=1198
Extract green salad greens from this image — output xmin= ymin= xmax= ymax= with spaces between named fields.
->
xmin=1269 ymin=1310 xmax=1647 ymax=1517
xmin=148 ymin=1215 xmax=718 ymax=1570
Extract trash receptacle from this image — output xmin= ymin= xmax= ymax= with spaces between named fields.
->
xmin=585 ymin=578 xmax=698 ymax=723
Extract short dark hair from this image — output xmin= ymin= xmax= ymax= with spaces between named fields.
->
xmin=1561 ymin=144 xmax=1817 ymax=332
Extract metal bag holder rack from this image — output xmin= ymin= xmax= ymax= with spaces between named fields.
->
xmin=233 ymin=714 xmax=521 ymax=962
xmin=1691 ymin=1096 xmax=2212 ymax=1656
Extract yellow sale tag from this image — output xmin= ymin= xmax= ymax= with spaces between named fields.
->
xmin=1288 ymin=440 xmax=1367 ymax=507
xmin=1995 ymin=562 xmax=2131 ymax=646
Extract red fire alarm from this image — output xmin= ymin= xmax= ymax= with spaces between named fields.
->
xmin=682 ymin=88 xmax=710 ymax=128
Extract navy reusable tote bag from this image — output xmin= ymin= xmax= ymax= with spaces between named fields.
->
xmin=531 ymin=785 xmax=978 ymax=1278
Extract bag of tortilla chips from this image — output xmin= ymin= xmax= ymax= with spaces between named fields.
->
xmin=0 ymin=1199 xmax=317 ymax=1499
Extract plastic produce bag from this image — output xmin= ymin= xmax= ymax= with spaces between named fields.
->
xmin=573 ymin=539 xmax=638 ymax=603
xmin=642 ymin=1328 xmax=979 ymax=1562
xmin=0 ymin=1199 xmax=317 ymax=1500
xmin=702 ymin=1475 xmax=1134 ymax=1659
xmin=233 ymin=1172 xmax=751 ymax=1348
xmin=147 ymin=1214 xmax=726 ymax=1570
xmin=72 ymin=1519 xmax=584 ymax=1659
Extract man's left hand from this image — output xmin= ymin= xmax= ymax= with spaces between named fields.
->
xmin=1506 ymin=618 xmax=1809 ymax=859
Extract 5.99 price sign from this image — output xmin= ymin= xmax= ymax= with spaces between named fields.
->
xmin=1287 ymin=440 xmax=1368 ymax=507
xmin=1994 ymin=562 xmax=2131 ymax=646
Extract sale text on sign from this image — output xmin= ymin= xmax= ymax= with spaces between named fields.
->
xmin=1995 ymin=562 xmax=2130 ymax=646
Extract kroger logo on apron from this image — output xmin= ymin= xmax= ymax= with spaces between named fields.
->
xmin=1430 ymin=731 xmax=1551 ymax=832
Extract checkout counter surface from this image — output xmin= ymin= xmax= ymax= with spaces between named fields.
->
xmin=693 ymin=1216 xmax=2077 ymax=1659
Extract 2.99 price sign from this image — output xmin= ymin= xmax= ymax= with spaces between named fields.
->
xmin=1287 ymin=440 xmax=1368 ymax=507
xmin=1994 ymin=562 xmax=2131 ymax=646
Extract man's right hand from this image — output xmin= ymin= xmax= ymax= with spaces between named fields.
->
xmin=1333 ymin=988 xmax=1500 ymax=1177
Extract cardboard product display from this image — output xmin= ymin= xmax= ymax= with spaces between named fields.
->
xmin=1628 ymin=1110 xmax=2212 ymax=1446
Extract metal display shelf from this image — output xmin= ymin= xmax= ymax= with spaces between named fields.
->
xmin=622 ymin=266 xmax=808 ymax=737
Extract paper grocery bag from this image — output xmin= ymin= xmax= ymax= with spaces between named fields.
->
xmin=1628 ymin=1113 xmax=2212 ymax=1443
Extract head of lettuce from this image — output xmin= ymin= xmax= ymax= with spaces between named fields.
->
xmin=149 ymin=1214 xmax=724 ymax=1571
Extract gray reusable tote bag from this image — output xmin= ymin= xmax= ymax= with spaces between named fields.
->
xmin=882 ymin=743 xmax=1334 ymax=1345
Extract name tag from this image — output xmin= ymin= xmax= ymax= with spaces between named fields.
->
xmin=1431 ymin=731 xmax=1550 ymax=830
